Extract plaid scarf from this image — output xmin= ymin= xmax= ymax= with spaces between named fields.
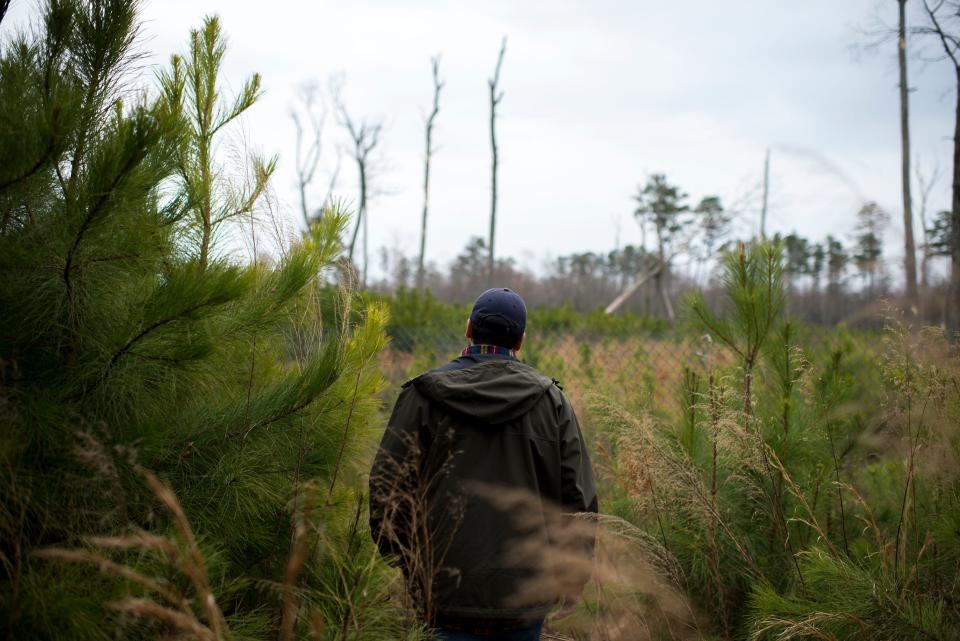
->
xmin=461 ymin=344 xmax=516 ymax=358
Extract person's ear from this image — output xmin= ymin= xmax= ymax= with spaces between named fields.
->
xmin=465 ymin=318 xmax=473 ymax=341
xmin=514 ymin=332 xmax=525 ymax=352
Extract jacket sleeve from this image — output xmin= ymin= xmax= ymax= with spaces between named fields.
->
xmin=558 ymin=393 xmax=599 ymax=515
xmin=368 ymin=384 xmax=429 ymax=563
xmin=555 ymin=391 xmax=599 ymax=595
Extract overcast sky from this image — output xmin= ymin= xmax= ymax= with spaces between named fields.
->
xmin=6 ymin=0 xmax=957 ymax=278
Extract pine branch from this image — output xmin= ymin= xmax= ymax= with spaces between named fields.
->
xmin=72 ymin=296 xmax=230 ymax=401
xmin=63 ymin=134 xmax=151 ymax=326
xmin=0 ymin=136 xmax=56 ymax=191
xmin=327 ymin=366 xmax=365 ymax=502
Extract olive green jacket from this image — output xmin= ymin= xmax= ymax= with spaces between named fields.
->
xmin=369 ymin=356 xmax=598 ymax=621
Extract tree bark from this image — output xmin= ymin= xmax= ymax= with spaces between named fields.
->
xmin=348 ymin=157 xmax=364 ymax=261
xmin=487 ymin=101 xmax=498 ymax=286
xmin=899 ymin=0 xmax=919 ymax=307
xmin=291 ymin=97 xmax=324 ymax=229
xmin=920 ymin=0 xmax=960 ymax=334
xmin=915 ymin=161 xmax=937 ymax=291
xmin=655 ymin=228 xmax=676 ymax=326
xmin=198 ymin=104 xmax=213 ymax=272
xmin=487 ymin=38 xmax=506 ymax=287
xmin=604 ymin=263 xmax=661 ymax=314
xmin=298 ymin=180 xmax=310 ymax=228
xmin=362 ymin=166 xmax=368 ymax=288
xmin=335 ymin=91 xmax=381 ymax=280
xmin=417 ymin=149 xmax=431 ymax=293
xmin=656 ymin=270 xmax=675 ymax=325
xmin=354 ymin=158 xmax=368 ymax=287
xmin=760 ymin=149 xmax=770 ymax=239
xmin=418 ymin=57 xmax=442 ymax=294
xmin=950 ymin=66 xmax=960 ymax=336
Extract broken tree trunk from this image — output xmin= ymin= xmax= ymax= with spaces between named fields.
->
xmin=605 ymin=263 xmax=662 ymax=315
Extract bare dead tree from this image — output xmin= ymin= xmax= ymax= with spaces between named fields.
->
xmin=290 ymin=84 xmax=325 ymax=228
xmin=760 ymin=148 xmax=770 ymax=239
xmin=334 ymin=88 xmax=382 ymax=288
xmin=899 ymin=0 xmax=920 ymax=307
xmin=916 ymin=0 xmax=960 ymax=334
xmin=418 ymin=56 xmax=444 ymax=294
xmin=321 ymin=150 xmax=342 ymax=217
xmin=915 ymin=158 xmax=941 ymax=289
xmin=487 ymin=37 xmax=506 ymax=286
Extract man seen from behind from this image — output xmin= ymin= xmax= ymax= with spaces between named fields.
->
xmin=369 ymin=288 xmax=599 ymax=641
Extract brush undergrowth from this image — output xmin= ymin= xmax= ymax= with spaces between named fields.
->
xmin=580 ymin=243 xmax=960 ymax=640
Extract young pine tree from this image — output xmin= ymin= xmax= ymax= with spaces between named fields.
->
xmin=0 ymin=4 xmax=408 ymax=640
xmin=594 ymin=241 xmax=959 ymax=639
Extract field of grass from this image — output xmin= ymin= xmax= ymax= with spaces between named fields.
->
xmin=3 ymin=4 xmax=958 ymax=640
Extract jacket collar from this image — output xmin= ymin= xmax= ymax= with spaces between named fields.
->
xmin=461 ymin=344 xmax=517 ymax=359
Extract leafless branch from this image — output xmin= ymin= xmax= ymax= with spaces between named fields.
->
xmin=332 ymin=82 xmax=383 ymax=287
xmin=320 ymin=149 xmax=342 ymax=212
xmin=290 ymin=83 xmax=326 ymax=227
xmin=915 ymin=157 xmax=941 ymax=287
xmin=922 ymin=0 xmax=960 ymax=67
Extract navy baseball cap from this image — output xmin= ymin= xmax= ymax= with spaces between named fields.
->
xmin=469 ymin=288 xmax=527 ymax=342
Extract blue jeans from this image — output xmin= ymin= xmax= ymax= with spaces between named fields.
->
xmin=434 ymin=619 xmax=543 ymax=641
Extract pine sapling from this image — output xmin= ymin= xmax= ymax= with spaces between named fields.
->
xmin=161 ymin=15 xmax=274 ymax=270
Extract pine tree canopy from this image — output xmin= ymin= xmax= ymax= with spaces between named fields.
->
xmin=0 ymin=3 xmax=391 ymax=639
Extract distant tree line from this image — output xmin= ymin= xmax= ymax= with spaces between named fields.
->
xmin=368 ymin=173 xmax=954 ymax=328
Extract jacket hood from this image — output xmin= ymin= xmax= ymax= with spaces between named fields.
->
xmin=411 ymin=359 xmax=554 ymax=425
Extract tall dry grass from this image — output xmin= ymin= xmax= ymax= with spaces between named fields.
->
xmin=38 ymin=468 xmax=428 ymax=641
xmin=578 ymin=247 xmax=960 ymax=640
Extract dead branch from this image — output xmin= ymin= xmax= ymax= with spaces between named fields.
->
xmin=418 ymin=56 xmax=444 ymax=293
xmin=291 ymin=83 xmax=326 ymax=228
xmin=333 ymin=84 xmax=382 ymax=288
